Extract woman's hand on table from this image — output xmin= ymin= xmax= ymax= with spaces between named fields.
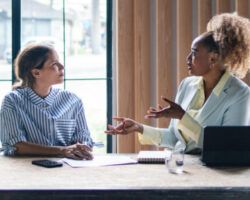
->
xmin=62 ymin=143 xmax=93 ymax=160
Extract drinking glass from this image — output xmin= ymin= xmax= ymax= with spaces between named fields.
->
xmin=165 ymin=141 xmax=185 ymax=174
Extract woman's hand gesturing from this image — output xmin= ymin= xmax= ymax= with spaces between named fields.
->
xmin=145 ymin=96 xmax=185 ymax=120
xmin=105 ymin=117 xmax=143 ymax=135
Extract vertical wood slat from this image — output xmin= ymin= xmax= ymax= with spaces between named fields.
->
xmin=134 ymin=0 xmax=151 ymax=152
xmin=198 ymin=0 xmax=212 ymax=34
xmin=156 ymin=0 xmax=173 ymax=128
xmin=176 ymin=0 xmax=192 ymax=84
xmin=216 ymin=0 xmax=231 ymax=14
xmin=236 ymin=0 xmax=249 ymax=17
xmin=116 ymin=0 xmax=135 ymax=153
xmin=235 ymin=0 xmax=250 ymax=86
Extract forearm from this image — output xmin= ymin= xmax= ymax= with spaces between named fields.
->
xmin=14 ymin=141 xmax=65 ymax=157
xmin=139 ymin=124 xmax=179 ymax=149
xmin=138 ymin=123 xmax=144 ymax=134
xmin=138 ymin=125 xmax=163 ymax=145
xmin=177 ymin=112 xmax=202 ymax=143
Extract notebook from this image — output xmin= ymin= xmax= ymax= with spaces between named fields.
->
xmin=201 ymin=126 xmax=250 ymax=166
xmin=137 ymin=150 xmax=171 ymax=163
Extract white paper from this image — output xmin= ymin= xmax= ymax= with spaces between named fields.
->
xmin=61 ymin=155 xmax=138 ymax=167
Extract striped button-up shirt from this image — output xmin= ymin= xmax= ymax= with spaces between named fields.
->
xmin=0 ymin=87 xmax=93 ymax=155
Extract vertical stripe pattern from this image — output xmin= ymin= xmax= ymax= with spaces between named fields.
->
xmin=0 ymin=87 xmax=93 ymax=155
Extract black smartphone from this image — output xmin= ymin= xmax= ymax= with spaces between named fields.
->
xmin=32 ymin=159 xmax=63 ymax=168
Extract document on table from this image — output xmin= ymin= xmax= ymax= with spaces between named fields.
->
xmin=60 ymin=155 xmax=138 ymax=167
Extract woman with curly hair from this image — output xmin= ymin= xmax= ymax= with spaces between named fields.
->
xmin=105 ymin=13 xmax=250 ymax=153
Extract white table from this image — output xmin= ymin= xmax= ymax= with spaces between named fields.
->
xmin=0 ymin=154 xmax=250 ymax=199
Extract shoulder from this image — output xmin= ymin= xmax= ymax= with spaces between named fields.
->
xmin=0 ymin=89 xmax=25 ymax=110
xmin=222 ymin=75 xmax=250 ymax=107
xmin=2 ymin=88 xmax=26 ymax=101
xmin=227 ymin=75 xmax=250 ymax=96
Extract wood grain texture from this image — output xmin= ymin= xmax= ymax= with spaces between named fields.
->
xmin=176 ymin=0 xmax=192 ymax=84
xmin=236 ymin=0 xmax=249 ymax=17
xmin=116 ymin=0 xmax=135 ymax=153
xmin=156 ymin=0 xmax=173 ymax=128
xmin=198 ymin=0 xmax=212 ymax=34
xmin=134 ymin=0 xmax=151 ymax=152
xmin=216 ymin=0 xmax=231 ymax=13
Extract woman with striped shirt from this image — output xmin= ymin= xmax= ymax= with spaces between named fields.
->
xmin=0 ymin=44 xmax=93 ymax=160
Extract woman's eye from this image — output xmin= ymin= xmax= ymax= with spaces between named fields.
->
xmin=52 ymin=63 xmax=59 ymax=67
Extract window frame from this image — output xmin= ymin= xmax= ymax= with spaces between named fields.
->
xmin=10 ymin=0 xmax=113 ymax=153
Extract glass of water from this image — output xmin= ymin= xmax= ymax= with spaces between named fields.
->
xmin=165 ymin=141 xmax=185 ymax=174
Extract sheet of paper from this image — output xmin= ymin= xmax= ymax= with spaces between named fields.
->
xmin=60 ymin=155 xmax=138 ymax=167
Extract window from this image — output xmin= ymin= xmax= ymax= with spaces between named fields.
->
xmin=0 ymin=0 xmax=112 ymax=153
xmin=0 ymin=1 xmax=12 ymax=101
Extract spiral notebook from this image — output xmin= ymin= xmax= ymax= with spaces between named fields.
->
xmin=137 ymin=150 xmax=171 ymax=163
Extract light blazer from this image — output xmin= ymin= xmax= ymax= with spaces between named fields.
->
xmin=160 ymin=73 xmax=250 ymax=153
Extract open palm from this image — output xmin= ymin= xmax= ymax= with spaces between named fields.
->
xmin=145 ymin=96 xmax=185 ymax=120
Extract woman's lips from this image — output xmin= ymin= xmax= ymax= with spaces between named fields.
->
xmin=187 ymin=64 xmax=192 ymax=70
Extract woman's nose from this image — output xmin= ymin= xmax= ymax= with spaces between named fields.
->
xmin=59 ymin=63 xmax=64 ymax=70
xmin=186 ymin=52 xmax=191 ymax=62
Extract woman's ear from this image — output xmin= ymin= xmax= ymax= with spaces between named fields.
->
xmin=209 ymin=52 xmax=219 ymax=65
xmin=31 ymin=69 xmax=41 ymax=79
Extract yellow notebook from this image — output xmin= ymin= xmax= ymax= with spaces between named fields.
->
xmin=137 ymin=150 xmax=171 ymax=163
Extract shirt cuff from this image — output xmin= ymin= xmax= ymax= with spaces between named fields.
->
xmin=138 ymin=125 xmax=163 ymax=146
xmin=2 ymin=135 xmax=27 ymax=156
xmin=8 ymin=135 xmax=27 ymax=146
xmin=2 ymin=145 xmax=17 ymax=156
xmin=177 ymin=112 xmax=202 ymax=143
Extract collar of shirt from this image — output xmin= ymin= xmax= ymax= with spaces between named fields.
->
xmin=193 ymin=70 xmax=230 ymax=97
xmin=24 ymin=87 xmax=58 ymax=107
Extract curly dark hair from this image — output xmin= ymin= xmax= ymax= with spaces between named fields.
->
xmin=207 ymin=13 xmax=250 ymax=78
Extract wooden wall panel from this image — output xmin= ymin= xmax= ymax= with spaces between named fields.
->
xmin=236 ymin=0 xmax=249 ymax=17
xmin=116 ymin=0 xmax=135 ymax=153
xmin=156 ymin=0 xmax=173 ymax=128
xmin=216 ymin=0 xmax=231 ymax=13
xmin=198 ymin=0 xmax=212 ymax=34
xmin=176 ymin=0 xmax=192 ymax=84
xmin=134 ymin=0 xmax=151 ymax=152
